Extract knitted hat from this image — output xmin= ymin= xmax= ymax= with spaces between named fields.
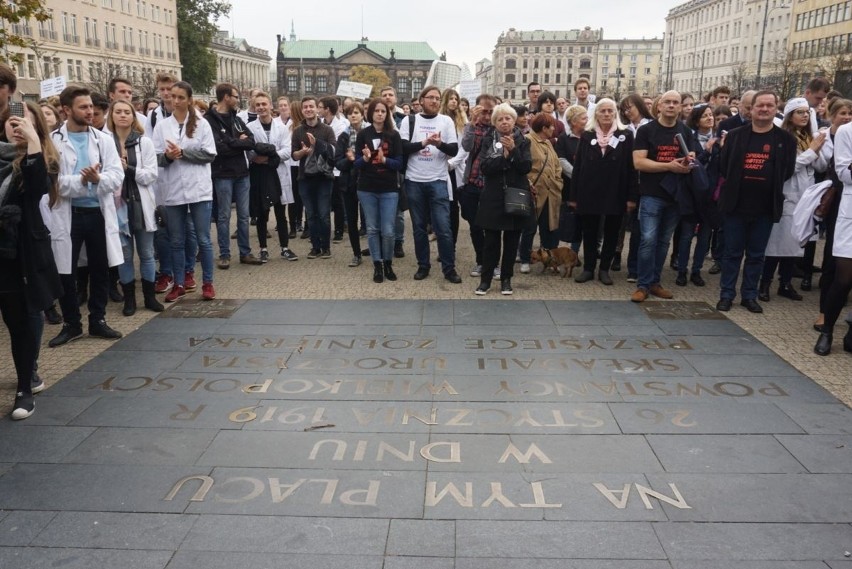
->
xmin=783 ymin=97 xmax=808 ymax=117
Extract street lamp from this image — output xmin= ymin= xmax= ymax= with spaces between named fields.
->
xmin=755 ymin=1 xmax=790 ymax=88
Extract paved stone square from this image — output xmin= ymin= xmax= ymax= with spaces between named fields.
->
xmin=1 ymin=298 xmax=851 ymax=567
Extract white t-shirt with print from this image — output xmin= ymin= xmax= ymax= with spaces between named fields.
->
xmin=399 ymin=113 xmax=458 ymax=183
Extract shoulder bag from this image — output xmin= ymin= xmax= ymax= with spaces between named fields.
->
xmin=504 ymin=144 xmax=547 ymax=217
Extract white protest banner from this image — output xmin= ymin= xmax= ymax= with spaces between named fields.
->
xmin=458 ymin=80 xmax=481 ymax=102
xmin=40 ymin=76 xmax=67 ymax=99
xmin=336 ymin=81 xmax=373 ymax=100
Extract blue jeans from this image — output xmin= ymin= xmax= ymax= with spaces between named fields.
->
xmin=677 ymin=216 xmax=712 ymax=275
xmin=720 ymin=213 xmax=773 ymax=301
xmin=637 ymin=195 xmax=680 ymax=290
xmin=299 ymin=176 xmax=333 ymax=251
xmin=395 ymin=210 xmax=405 ymax=245
xmin=166 ymin=201 xmax=214 ymax=287
xmin=155 ymin=217 xmax=196 ymax=278
xmin=519 ymin=204 xmax=558 ymax=263
xmin=118 ymin=228 xmax=156 ymax=283
xmin=405 ymin=179 xmax=455 ymax=273
xmin=358 ymin=191 xmax=399 ymax=262
xmin=215 ymin=176 xmax=251 ymax=259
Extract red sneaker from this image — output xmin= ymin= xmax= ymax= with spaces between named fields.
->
xmin=201 ymin=283 xmax=215 ymax=300
xmin=184 ymin=271 xmax=197 ymax=291
xmin=164 ymin=285 xmax=186 ymax=303
xmin=154 ymin=274 xmax=173 ymax=294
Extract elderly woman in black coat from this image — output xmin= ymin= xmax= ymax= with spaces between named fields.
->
xmin=569 ymin=97 xmax=636 ymax=285
xmin=1 ymin=105 xmax=63 ymax=420
xmin=474 ymin=103 xmax=532 ymax=296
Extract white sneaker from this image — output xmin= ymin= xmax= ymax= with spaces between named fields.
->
xmin=470 ymin=264 xmax=482 ymax=277
xmin=493 ymin=267 xmax=501 ymax=279
xmin=520 ymin=263 xmax=530 ymax=274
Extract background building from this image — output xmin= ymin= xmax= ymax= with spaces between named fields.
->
xmin=595 ymin=39 xmax=664 ymax=99
xmin=275 ymin=26 xmax=437 ymax=101
xmin=5 ymin=0 xmax=181 ymax=99
xmin=788 ymin=0 xmax=852 ymax=96
xmin=209 ymin=30 xmax=271 ymax=97
xmin=664 ymin=0 xmax=794 ymax=97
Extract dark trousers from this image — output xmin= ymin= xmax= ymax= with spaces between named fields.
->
xmin=820 ymin=217 xmax=838 ymax=313
xmin=257 ymin=203 xmax=288 ymax=250
xmin=519 ymin=202 xmax=559 ymax=263
xmin=677 ymin=216 xmax=712 ymax=275
xmin=289 ymin=166 xmax=304 ymax=230
xmin=762 ymin=256 xmax=795 ymax=286
xmin=482 ymin=229 xmax=521 ymax=282
xmin=299 ymin=176 xmax=333 ymax=250
xmin=1 ymin=291 xmax=38 ymax=395
xmin=332 ymin=177 xmax=345 ymax=235
xmin=458 ymin=185 xmax=484 ymax=265
xmin=719 ymin=213 xmax=773 ymax=301
xmin=342 ymin=189 xmax=361 ymax=257
xmin=581 ymin=214 xmax=621 ymax=272
xmin=58 ymin=208 xmax=109 ymax=327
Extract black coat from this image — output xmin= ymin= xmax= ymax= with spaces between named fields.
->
xmin=0 ymin=153 xmax=62 ymax=311
xmin=474 ymin=128 xmax=532 ymax=232
xmin=554 ymin=133 xmax=580 ymax=202
xmin=570 ymin=129 xmax=637 ymax=215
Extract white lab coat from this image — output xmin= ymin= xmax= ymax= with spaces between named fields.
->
xmin=791 ymin=180 xmax=833 ymax=248
xmin=121 ymin=135 xmax=160 ymax=231
xmin=152 ymin=114 xmax=217 ymax=206
xmin=833 ymin=123 xmax=852 ymax=258
xmin=49 ymin=123 xmax=125 ymax=273
xmin=246 ymin=118 xmax=294 ymax=205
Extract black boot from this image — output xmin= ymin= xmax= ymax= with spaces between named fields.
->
xmin=141 ymin=280 xmax=164 ymax=312
xmin=109 ymin=267 xmax=124 ymax=302
xmin=777 ymin=282 xmax=803 ymax=301
xmin=373 ymin=262 xmax=384 ymax=283
xmin=758 ymin=280 xmax=771 ymax=302
xmin=844 ymin=325 xmax=852 ymax=353
xmin=814 ymin=332 xmax=833 ymax=356
xmin=383 ymin=261 xmax=397 ymax=281
xmin=121 ymin=282 xmax=136 ymax=316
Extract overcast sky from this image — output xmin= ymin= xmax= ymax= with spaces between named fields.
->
xmin=217 ymin=1 xmax=670 ymax=72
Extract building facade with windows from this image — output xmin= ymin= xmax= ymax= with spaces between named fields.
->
xmin=664 ymin=0 xmax=793 ymax=97
xmin=5 ymin=0 xmax=180 ymax=99
xmin=209 ymin=31 xmax=271 ymax=97
xmin=788 ymin=0 xmax=852 ymax=94
xmin=275 ymin=27 xmax=437 ymax=101
xmin=595 ymin=39 xmax=664 ymax=100
xmin=490 ymin=27 xmax=602 ymax=104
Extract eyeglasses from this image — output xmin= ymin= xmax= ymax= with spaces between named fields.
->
xmin=792 ymin=109 xmax=810 ymax=116
xmin=423 ymin=96 xmax=441 ymax=101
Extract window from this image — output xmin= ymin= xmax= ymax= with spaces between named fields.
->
xmin=67 ymin=59 xmax=75 ymax=80
xmin=505 ymin=73 xmax=516 ymax=83
xmin=305 ymin=76 xmax=312 ymax=92
xmin=27 ymin=54 xmax=36 ymax=78
xmin=556 ymin=74 xmax=561 ymax=83
xmin=523 ymin=59 xmax=528 ymax=69
xmin=412 ymin=77 xmax=422 ymax=93
xmin=287 ymin=75 xmax=298 ymax=92
xmin=505 ymin=59 xmax=516 ymax=69
xmin=317 ymin=76 xmax=327 ymax=92
xmin=397 ymin=77 xmax=407 ymax=94
xmin=535 ymin=47 xmax=539 ymax=54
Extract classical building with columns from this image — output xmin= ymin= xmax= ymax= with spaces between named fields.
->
xmin=276 ymin=25 xmax=438 ymax=101
xmin=209 ymin=30 xmax=271 ymax=96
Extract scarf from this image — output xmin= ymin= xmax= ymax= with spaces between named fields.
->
xmin=595 ymin=123 xmax=617 ymax=152
xmin=0 ymin=142 xmax=18 ymax=207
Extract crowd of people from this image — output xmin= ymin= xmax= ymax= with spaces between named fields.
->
xmin=1 ymin=61 xmax=851 ymax=420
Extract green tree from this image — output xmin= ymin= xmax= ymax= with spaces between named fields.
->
xmin=176 ymin=0 xmax=230 ymax=93
xmin=348 ymin=65 xmax=391 ymax=98
xmin=0 ymin=0 xmax=50 ymax=66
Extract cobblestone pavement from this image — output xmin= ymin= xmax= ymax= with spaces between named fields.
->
xmin=1 ymin=218 xmax=849 ymax=414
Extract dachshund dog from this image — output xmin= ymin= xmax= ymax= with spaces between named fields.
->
xmin=530 ymin=247 xmax=579 ymax=278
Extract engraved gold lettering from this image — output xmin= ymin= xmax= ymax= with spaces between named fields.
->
xmin=714 ymin=382 xmax=754 ymax=397
xmin=420 ymin=442 xmax=461 ymax=463
xmin=309 ymin=479 xmax=339 ymax=504
xmin=481 ymin=482 xmax=516 ymax=508
xmin=465 ymin=339 xmax=484 ymax=350
xmin=229 ymin=405 xmax=259 ymax=423
xmin=214 ymin=477 xmax=264 ymax=503
xmin=204 ymin=379 xmax=241 ymax=392
xmin=495 ymin=380 xmax=517 ymax=395
xmin=498 ymin=443 xmax=553 ymax=464
xmin=170 ymin=404 xmax=205 ymax=420
xmin=309 ymin=439 xmax=347 ymax=461
xmin=758 ymin=382 xmax=788 ymax=397
xmin=376 ymin=441 xmax=416 ymax=462
xmin=574 ymin=409 xmax=605 ymax=428
xmin=243 ymin=379 xmax=273 ymax=394
xmin=402 ymin=407 xmax=438 ymax=425
xmin=634 ymin=483 xmax=691 ymax=509
xmin=339 ymin=481 xmax=380 ymax=506
xmin=519 ymin=481 xmax=562 ymax=508
xmin=154 ymin=377 xmax=176 ymax=391
xmin=445 ymin=409 xmax=473 ymax=426
xmin=163 ymin=475 xmax=214 ymax=502
xmin=268 ymin=478 xmax=304 ymax=502
xmin=425 ymin=482 xmax=473 ymax=507
xmin=594 ymin=483 xmax=632 ymax=509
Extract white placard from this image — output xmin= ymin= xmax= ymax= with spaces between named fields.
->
xmin=40 ymin=76 xmax=67 ymax=99
xmin=457 ymin=80 xmax=481 ymax=102
xmin=336 ymin=81 xmax=373 ymax=100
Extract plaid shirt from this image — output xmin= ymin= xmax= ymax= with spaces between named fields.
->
xmin=464 ymin=122 xmax=492 ymax=189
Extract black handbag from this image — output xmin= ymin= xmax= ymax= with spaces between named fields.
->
xmin=123 ymin=144 xmax=145 ymax=233
xmin=504 ymin=146 xmax=547 ymax=217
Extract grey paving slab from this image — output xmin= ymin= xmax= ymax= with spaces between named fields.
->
xmin=135 ymin=316 xmax=226 ymax=334
xmin=457 ymin=561 xmax=672 ymax=569
xmin=454 ymin=300 xmax=555 ymax=326
xmin=456 ymin=520 xmax=666 ymax=559
xmin=323 ymin=300 xmax=425 ymax=325
xmin=556 ymin=325 xmax=614 ymax=335
xmin=180 ymin=515 xmax=389 ymax=554
xmin=316 ymin=325 xmax=425 ymax=335
xmin=827 ymin=563 xmax=852 ymax=568
xmin=13 ymin=395 xmax=101 ymax=424
xmin=68 ymin=395 xmax=252 ymax=429
xmin=60 ymin=427 xmax=218 ymax=465
xmin=604 ymin=325 xmax=668 ymax=336
xmin=0 ymin=464 xmax=203 ymax=513
xmin=652 ymin=319 xmax=748 ymax=335
xmin=213 ymin=323 xmax=322 ymax=335
xmin=452 ymin=324 xmax=561 ymax=336
xmin=177 ymin=350 xmax=295 ymax=373
xmin=387 ymin=520 xmax=455 ymax=557
xmin=776 ymin=435 xmax=852 ymax=473
xmin=457 ymin=352 xmax=697 ymax=377
xmin=105 ymin=331 xmax=207 ymax=352
xmin=683 ymin=354 xmax=804 ymax=377
xmin=232 ymin=374 xmax=447 ymax=402
xmin=0 ymin=464 xmax=11 ymax=478
xmin=655 ymin=522 xmax=852 ymax=560
xmin=545 ymin=300 xmax=653 ymax=326
xmin=32 ymin=512 xmax=196 ymax=549
xmin=435 ymin=335 xmax=697 ymax=355
xmin=0 ymin=425 xmax=94 ymax=463
xmin=226 ymin=299 xmax=334 ymax=324
xmin=38 ymin=371 xmax=153 ymax=397
xmin=184 ymin=467 xmax=425 ymax=517
xmin=614 ymin=376 xmax=837 ymax=403
xmin=0 ymin=547 xmax=172 ymax=569
xmin=670 ymin=562 xmax=832 ymax=569
xmin=434 ymin=376 xmax=625 ymax=403
xmin=197 ymin=431 xmax=431 ymax=470
xmin=425 ymin=434 xmax=663 ymax=473
xmin=383 ymin=558 xmax=455 ymax=569
xmin=775 ymin=403 xmax=852 ymax=434
xmin=646 ymin=473 xmax=852 ymax=522
xmin=166 ymin=551 xmax=383 ymax=569
xmin=646 ymin=435 xmax=806 ymax=473
xmin=77 ymin=350 xmax=190 ymax=373
xmin=609 ymin=402 xmax=805 ymax=434
xmin=424 ymin=473 xmax=668 ymax=521
xmin=0 ymin=511 xmax=56 ymax=546
xmin=661 ymin=334 xmax=773 ymax=355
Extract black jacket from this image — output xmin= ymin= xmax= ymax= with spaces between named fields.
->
xmin=718 ymin=124 xmax=797 ymax=222
xmin=0 ymin=152 xmax=62 ymax=311
xmin=205 ymin=109 xmax=255 ymax=179
xmin=570 ymin=129 xmax=636 ymax=215
xmin=474 ymin=128 xmax=532 ymax=232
